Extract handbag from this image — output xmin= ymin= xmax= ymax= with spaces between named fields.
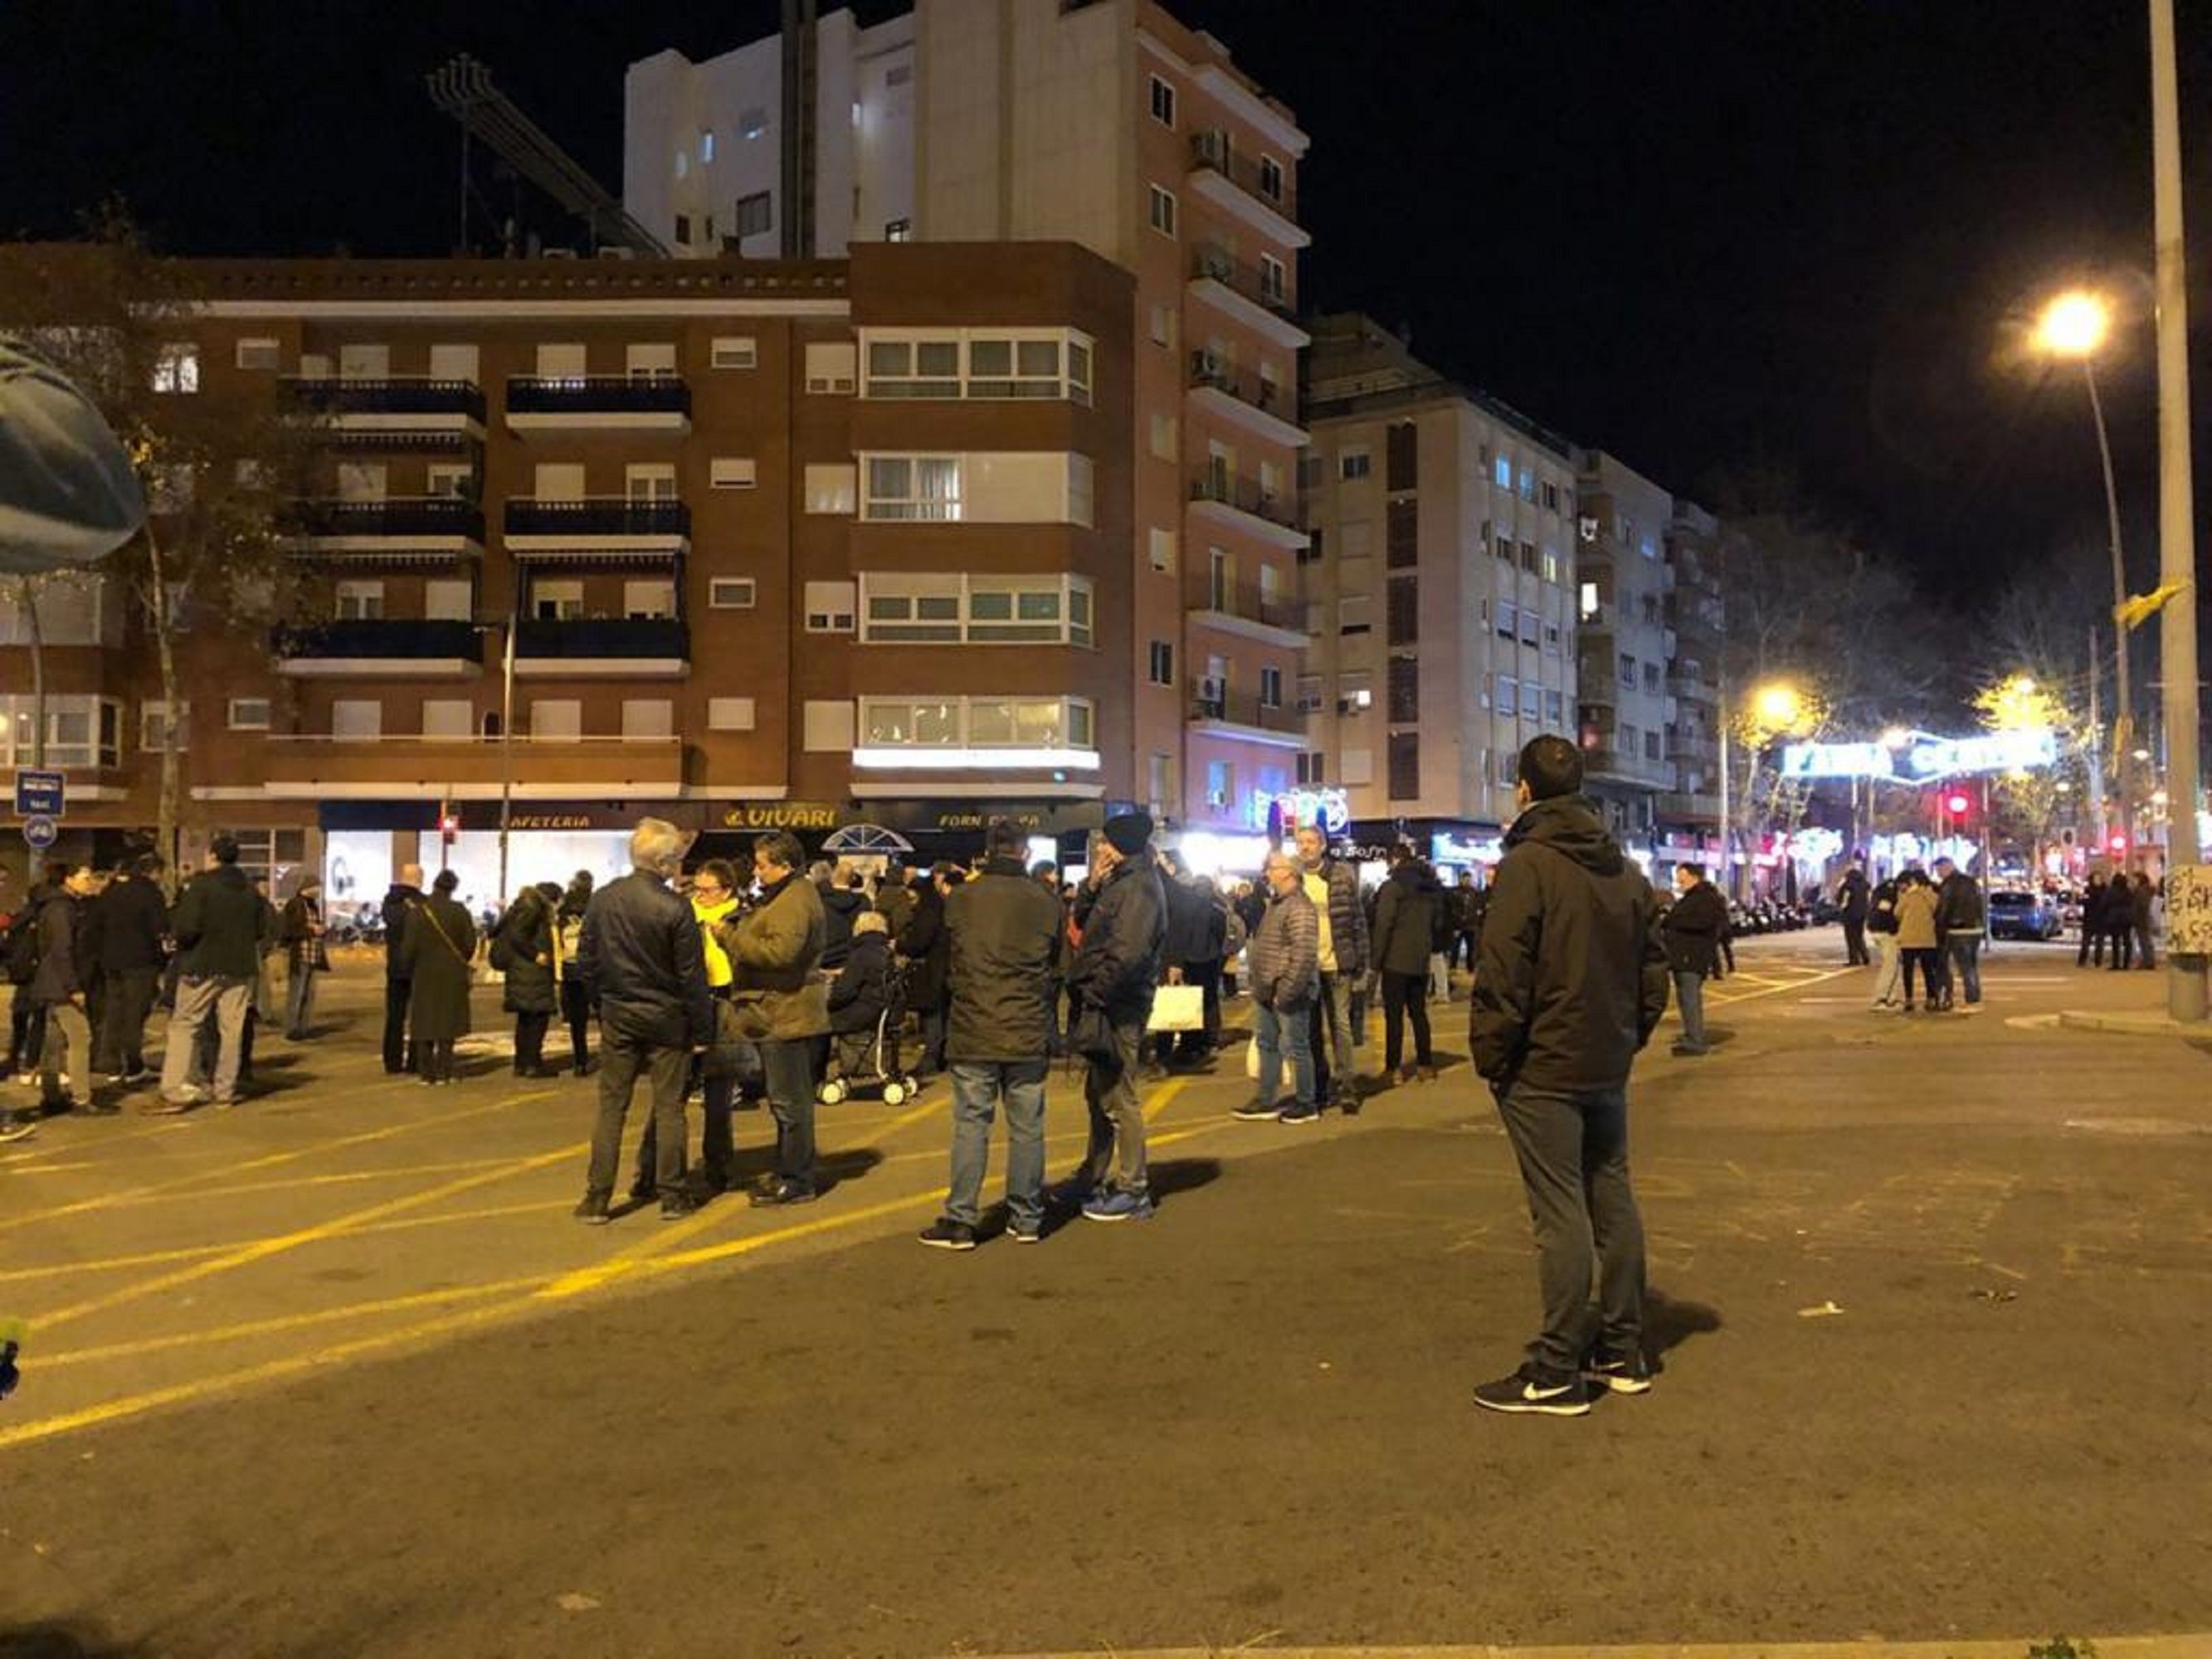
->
xmin=1145 ymin=983 xmax=1205 ymax=1034
xmin=1069 ymin=1003 xmax=1118 ymax=1065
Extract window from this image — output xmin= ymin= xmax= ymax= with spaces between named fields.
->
xmin=1495 ymin=674 xmax=1518 ymax=719
xmin=734 ymin=191 xmax=772 ymax=238
xmin=674 ymin=213 xmax=693 ymax=246
xmin=1148 ymin=305 xmax=1175 ymax=348
xmin=1259 ymin=153 xmax=1284 ymax=202
xmin=531 ymin=579 xmax=584 ymax=622
xmin=1520 ymin=609 xmax=1540 ymax=647
xmin=1205 ymin=760 xmax=1235 ymax=810
xmin=137 ymin=698 xmax=188 ymax=754
xmin=1068 ymin=455 xmax=1094 ymax=528
xmin=1580 ymin=581 xmax=1601 ymax=621
xmin=1148 ymin=185 xmax=1177 ymax=237
xmin=234 ymin=338 xmax=279 ymax=372
xmin=1259 ymin=666 xmax=1284 ymax=709
xmin=1295 ymin=675 xmax=1323 ymax=714
xmin=1150 ymin=412 xmax=1178 ymax=460
xmin=803 ymin=463 xmax=856 ymax=515
xmin=622 ymin=580 xmax=676 ymax=620
xmin=1387 ymin=731 xmax=1420 ymax=801
xmin=739 ymin=106 xmax=769 ymax=140
xmin=1386 ymin=498 xmax=1418 ymax=568
xmin=426 ymin=580 xmax=472 ymax=622
xmin=1622 ymin=722 xmax=1641 ymax=755
xmin=711 ymin=336 xmax=758 ymax=370
xmin=1339 ymin=594 xmax=1371 ymax=635
xmin=1386 ymin=576 xmax=1418 ymax=645
xmin=862 ymin=330 xmax=1093 ymax=403
xmin=1546 ymin=688 xmax=1565 ymax=726
xmin=1339 ymin=449 xmax=1372 ymax=480
xmin=805 ymin=580 xmax=856 ymax=633
xmin=621 ymin=700 xmax=675 ymax=740
xmin=1542 ymin=548 xmax=1560 ymax=584
xmin=1148 ymin=527 xmax=1177 ymax=573
xmin=804 ymin=341 xmax=856 ymax=394
xmin=331 ymin=699 xmax=382 ymax=742
xmin=865 ymin=455 xmax=962 ymax=520
xmin=426 ymin=464 xmax=473 ymax=500
xmin=1493 ymin=454 xmax=1513 ymax=489
xmin=534 ymin=342 xmax=586 ymax=383
xmin=1147 ymin=72 xmax=1177 ymax=127
xmin=884 ymin=217 xmax=912 ymax=241
xmin=420 ymin=699 xmax=473 ymax=742
xmin=1520 ymin=540 xmax=1539 ymax=573
xmin=1295 ymin=750 xmax=1326 ymax=785
xmin=709 ymin=577 xmax=757 ymax=610
xmin=860 ymin=573 xmax=1094 ymax=646
xmin=1544 ymin=620 xmax=1562 ymax=655
xmin=1641 ymin=594 xmax=1660 ymax=625
xmin=1386 ymin=657 xmax=1418 ymax=723
xmin=855 ymin=696 xmax=1095 ymax=761
xmin=626 ymin=343 xmax=678 ymax=381
xmin=699 ymin=128 xmax=716 ymax=165
xmin=1259 ymin=253 xmax=1286 ymax=306
xmin=866 ymin=336 xmax=960 ymax=397
xmin=710 ymin=458 xmax=758 ymax=490
xmin=1645 ymin=729 xmax=1663 ymax=761
xmin=1518 ymin=467 xmax=1537 ymax=503
xmin=1386 ymin=421 xmax=1418 ymax=491
xmin=1644 ymin=661 xmax=1663 ymax=695
xmin=1543 ymin=481 xmax=1561 ymax=511
xmin=529 ymin=700 xmax=582 ymax=741
xmin=152 ymin=343 xmax=199 ymax=393
xmin=706 ymin=697 xmax=757 ymax=732
xmin=1498 ymin=601 xmax=1519 ymax=640
xmin=1620 ymin=652 xmax=1637 ymax=689
xmin=334 ymin=581 xmax=385 ymax=621
xmin=1148 ymin=640 xmax=1174 ymax=686
xmin=1497 ymin=749 xmax=1521 ymax=787
xmin=626 ymin=463 xmax=677 ymax=502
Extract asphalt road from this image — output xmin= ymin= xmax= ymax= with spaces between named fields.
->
xmin=1 ymin=933 xmax=2207 ymax=1659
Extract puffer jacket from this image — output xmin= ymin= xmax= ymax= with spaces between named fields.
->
xmin=1067 ymin=858 xmax=1167 ymax=1024
xmin=496 ymin=888 xmax=558 ymax=1015
xmin=1246 ymin=882 xmax=1318 ymax=1011
xmin=722 ymin=873 xmax=829 ymax=1040
xmin=944 ymin=856 xmax=1064 ymax=1062
xmin=1469 ymin=795 xmax=1670 ymax=1092
xmin=1371 ymin=860 xmax=1445 ymax=978
xmin=1936 ymin=872 xmax=1985 ymax=936
xmin=1301 ymin=855 xmax=1370 ymax=977
xmin=819 ymin=883 xmax=865 ymax=971
xmin=577 ymin=868 xmax=714 ymax=1050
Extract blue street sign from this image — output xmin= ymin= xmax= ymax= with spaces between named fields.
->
xmin=22 ymin=815 xmax=58 ymax=850
xmin=14 ymin=770 xmax=64 ymax=818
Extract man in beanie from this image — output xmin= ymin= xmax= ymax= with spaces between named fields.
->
xmin=1469 ymin=735 xmax=1669 ymax=1416
xmin=1060 ymin=811 xmax=1167 ymax=1222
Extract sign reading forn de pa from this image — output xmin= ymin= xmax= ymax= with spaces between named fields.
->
xmin=13 ymin=770 xmax=64 ymax=818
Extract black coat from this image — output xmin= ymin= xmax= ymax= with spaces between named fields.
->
xmin=945 ymin=858 xmax=1064 ymax=1063
xmin=1659 ymin=881 xmax=1729 ymax=977
xmin=827 ymin=932 xmax=891 ymax=1035
xmin=173 ymin=865 xmax=266 ymax=980
xmin=577 ymin=869 xmax=714 ymax=1051
xmin=496 ymin=889 xmax=558 ymax=1015
xmin=819 ymin=884 xmax=865 ymax=971
xmin=1159 ymin=870 xmax=1222 ymax=964
xmin=28 ymin=891 xmax=87 ymax=1005
xmin=402 ymin=893 xmax=477 ymax=1043
xmin=1068 ymin=859 xmax=1167 ymax=1024
xmin=95 ymin=877 xmax=169 ymax=975
xmin=895 ymin=880 xmax=950 ymax=1010
xmin=1838 ymin=869 xmax=1870 ymax=922
xmin=1469 ymin=795 xmax=1670 ymax=1092
xmin=1372 ymin=861 xmax=1445 ymax=977
xmin=382 ymin=883 xmax=422 ymax=981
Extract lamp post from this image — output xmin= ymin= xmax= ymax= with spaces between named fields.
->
xmin=2034 ymin=288 xmax=2134 ymax=854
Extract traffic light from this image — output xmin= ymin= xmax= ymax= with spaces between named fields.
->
xmin=2109 ymin=831 xmax=2129 ymax=856
xmin=1945 ymin=791 xmax=1971 ymax=817
xmin=439 ymin=804 xmax=460 ymax=846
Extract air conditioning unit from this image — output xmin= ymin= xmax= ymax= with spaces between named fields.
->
xmin=1197 ymin=675 xmax=1224 ymax=703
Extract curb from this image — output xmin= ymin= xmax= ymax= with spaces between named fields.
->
xmin=973 ymin=1639 xmax=2212 ymax=1659
xmin=2056 ymin=1009 xmax=2212 ymax=1038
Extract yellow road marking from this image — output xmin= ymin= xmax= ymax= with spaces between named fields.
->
xmin=1143 ymin=1078 xmax=1190 ymax=1121
xmin=27 ymin=1143 xmax=583 ymax=1331
xmin=1707 ymin=966 xmax=1858 ymax=1007
xmin=0 ymin=1088 xmax=556 ymax=1234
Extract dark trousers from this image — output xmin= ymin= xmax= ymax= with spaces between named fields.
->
xmin=918 ymin=1001 xmax=947 ymax=1076
xmin=1494 ymin=1080 xmax=1645 ymax=1375
xmin=1453 ymin=929 xmax=1479 ymax=972
xmin=382 ymin=978 xmax=414 ymax=1074
xmin=2110 ymin=927 xmax=2136 ymax=971
xmin=513 ymin=1010 xmax=550 ymax=1072
xmin=760 ymin=1036 xmax=819 ymax=1183
xmin=560 ymin=979 xmax=593 ymax=1070
xmin=2135 ymin=922 xmax=2156 ymax=969
xmin=418 ymin=1038 xmax=457 ymax=1083
xmin=587 ymin=1034 xmax=689 ymax=1202
xmin=1152 ymin=961 xmax=1220 ymax=1063
xmin=1380 ymin=970 xmax=1432 ymax=1070
xmin=636 ymin=1073 xmax=735 ymax=1193
xmin=1842 ymin=917 xmax=1869 ymax=965
xmin=2079 ymin=926 xmax=2104 ymax=967
xmin=1901 ymin=947 xmax=1942 ymax=1003
xmin=94 ymin=966 xmax=158 ymax=1075
xmin=7 ymin=987 xmax=45 ymax=1077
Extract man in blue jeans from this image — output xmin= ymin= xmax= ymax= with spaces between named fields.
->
xmin=1234 ymin=849 xmax=1319 ymax=1123
xmin=1933 ymin=856 xmax=1985 ymax=1009
xmin=917 ymin=819 xmax=1065 ymax=1249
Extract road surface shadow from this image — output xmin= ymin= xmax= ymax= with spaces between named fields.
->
xmin=817 ymin=1146 xmax=886 ymax=1194
xmin=0 ymin=1627 xmax=144 ymax=1659
xmin=1148 ymin=1156 xmax=1222 ymax=1201
xmin=1646 ymin=1285 xmax=1722 ymax=1364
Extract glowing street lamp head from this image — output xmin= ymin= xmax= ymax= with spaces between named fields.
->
xmin=2035 ymin=289 xmax=2112 ymax=360
xmin=1753 ymin=683 xmax=1805 ymax=728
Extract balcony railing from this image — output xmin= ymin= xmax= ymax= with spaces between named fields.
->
xmin=1190 ymin=688 xmax=1303 ymax=735
xmin=1189 ymin=131 xmax=1296 ymax=218
xmin=1188 ymin=244 xmax=1296 ymax=321
xmin=280 ymin=498 xmax=485 ymax=541
xmin=1189 ymin=470 xmax=1298 ymax=531
xmin=514 ymin=617 xmax=688 ymax=660
xmin=504 ymin=376 xmax=691 ymax=419
xmin=1658 ymin=791 xmax=1722 ymax=822
xmin=282 ymin=377 xmax=487 ymax=423
xmin=261 ymin=734 xmax=683 ymax=792
xmin=1191 ymin=581 xmax=1303 ymax=633
xmin=502 ymin=499 xmax=690 ymax=539
xmin=1188 ymin=352 xmax=1298 ymax=420
xmin=270 ymin=620 xmax=483 ymax=662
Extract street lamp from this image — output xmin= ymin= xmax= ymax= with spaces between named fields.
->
xmin=2033 ymin=285 xmax=2133 ymax=854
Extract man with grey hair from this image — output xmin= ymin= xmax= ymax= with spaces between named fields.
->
xmin=727 ymin=829 xmax=831 ymax=1205
xmin=573 ymin=818 xmax=714 ymax=1223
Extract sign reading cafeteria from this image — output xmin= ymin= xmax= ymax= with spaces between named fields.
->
xmin=1781 ymin=727 xmax=2058 ymax=781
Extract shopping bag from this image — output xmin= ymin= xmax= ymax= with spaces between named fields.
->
xmin=1145 ymin=983 xmax=1205 ymax=1033
xmin=1245 ymin=1036 xmax=1261 ymax=1080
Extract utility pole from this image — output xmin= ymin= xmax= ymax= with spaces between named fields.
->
xmin=2150 ymin=0 xmax=2207 ymax=1019
xmin=2088 ymin=624 xmax=2106 ymax=856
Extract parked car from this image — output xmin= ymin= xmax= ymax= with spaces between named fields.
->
xmin=1988 ymin=888 xmax=2063 ymax=941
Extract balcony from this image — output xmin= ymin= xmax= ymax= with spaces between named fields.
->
xmin=502 ymin=498 xmax=689 ymax=557
xmin=261 ymin=734 xmax=684 ymax=799
xmin=283 ymin=377 xmax=486 ymax=442
xmin=1188 ymin=470 xmax=1309 ymax=552
xmin=514 ymin=616 xmax=689 ymax=679
xmin=1186 ymin=131 xmax=1308 ymax=251
xmin=279 ymin=498 xmax=485 ymax=559
xmin=1187 ymin=352 xmax=1308 ymax=450
xmin=504 ymin=375 xmax=690 ymax=435
xmin=1186 ymin=244 xmax=1308 ymax=350
xmin=1189 ymin=685 xmax=1305 ymax=749
xmin=270 ymin=619 xmax=483 ymax=679
xmin=1187 ymin=580 xmax=1307 ymax=649
xmin=1658 ymin=791 xmax=1722 ymax=827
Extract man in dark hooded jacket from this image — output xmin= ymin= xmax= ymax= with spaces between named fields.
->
xmin=1469 ymin=735 xmax=1669 ymax=1418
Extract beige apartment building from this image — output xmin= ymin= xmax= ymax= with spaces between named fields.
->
xmin=0 ymin=243 xmax=1138 ymax=901
xmin=626 ymin=0 xmax=1313 ymax=845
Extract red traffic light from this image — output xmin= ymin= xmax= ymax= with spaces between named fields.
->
xmin=1945 ymin=793 xmax=1971 ymax=815
xmin=2109 ymin=832 xmax=2129 ymax=854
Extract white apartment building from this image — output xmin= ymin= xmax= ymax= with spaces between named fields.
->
xmin=1574 ymin=449 xmax=1678 ymax=850
xmin=626 ymin=0 xmax=1312 ymax=842
xmin=1303 ymin=315 xmax=1578 ymax=856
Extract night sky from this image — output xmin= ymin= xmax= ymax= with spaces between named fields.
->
xmin=5 ymin=1 xmax=2207 ymax=601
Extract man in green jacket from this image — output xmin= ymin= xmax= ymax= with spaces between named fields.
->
xmin=729 ymin=830 xmax=830 ymax=1207
xmin=154 ymin=836 xmax=268 ymax=1112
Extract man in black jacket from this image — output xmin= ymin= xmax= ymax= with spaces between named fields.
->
xmin=30 ymin=862 xmax=108 ymax=1114
xmin=380 ymin=863 xmax=424 ymax=1074
xmin=1149 ymin=851 xmax=1224 ymax=1070
xmin=573 ymin=819 xmax=714 ymax=1223
xmin=1061 ymin=813 xmax=1167 ymax=1223
xmin=92 ymin=853 xmax=168 ymax=1085
xmin=919 ymin=819 xmax=1065 ymax=1250
xmin=1836 ymin=861 xmax=1871 ymax=966
xmin=154 ymin=836 xmax=267 ymax=1112
xmin=1932 ymin=857 xmax=1985 ymax=1009
xmin=1469 ymin=737 xmax=1669 ymax=1417
xmin=1659 ymin=863 xmax=1727 ymax=1056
